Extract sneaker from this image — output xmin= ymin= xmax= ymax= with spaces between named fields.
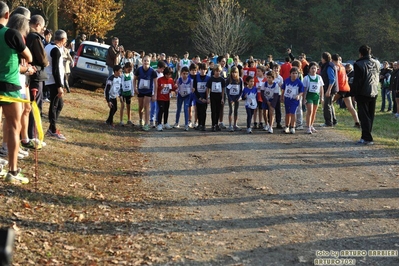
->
xmin=253 ymin=122 xmax=258 ymax=129
xmin=268 ymin=127 xmax=273 ymax=134
xmin=0 ymin=158 xmax=8 ymax=166
xmin=228 ymin=126 xmax=234 ymax=132
xmin=164 ymin=123 xmax=172 ymax=130
xmin=142 ymin=124 xmax=150 ymax=131
xmin=4 ymin=168 xmax=29 ymax=184
xmin=47 ymin=130 xmax=66 ymax=141
xmin=357 ymin=139 xmax=374 ymax=145
xmin=247 ymin=128 xmax=252 ymax=134
xmin=306 ymin=128 xmax=312 ymax=134
xmin=259 ymin=122 xmax=264 ymax=129
xmin=263 ymin=124 xmax=270 ymax=131
xmin=296 ymin=125 xmax=304 ymax=130
xmin=395 ymin=113 xmax=399 ymax=118
xmin=354 ymin=122 xmax=361 ymax=128
xmin=21 ymin=140 xmax=41 ymax=150
xmin=173 ymin=123 xmax=180 ymax=128
xmin=184 ymin=125 xmax=189 ymax=131
xmin=127 ymin=120 xmax=134 ymax=126
xmin=276 ymin=124 xmax=283 ymax=129
xmin=216 ymin=125 xmax=221 ymax=131
xmin=0 ymin=147 xmax=26 ymax=160
xmin=290 ymin=127 xmax=295 ymax=134
xmin=320 ymin=123 xmax=333 ymax=127
xmin=311 ymin=126 xmax=317 ymax=133
xmin=188 ymin=121 xmax=194 ymax=128
xmin=31 ymin=138 xmax=46 ymax=148
xmin=119 ymin=121 xmax=124 ymax=126
xmin=233 ymin=125 xmax=241 ymax=131
xmin=156 ymin=124 xmax=163 ymax=131
xmin=18 ymin=147 xmax=29 ymax=157
xmin=219 ymin=122 xmax=226 ymax=129
xmin=284 ymin=127 xmax=290 ymax=134
xmin=150 ymin=121 xmax=155 ymax=127
xmin=212 ymin=126 xmax=216 ymax=132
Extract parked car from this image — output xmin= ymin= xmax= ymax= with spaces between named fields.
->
xmin=69 ymin=41 xmax=110 ymax=86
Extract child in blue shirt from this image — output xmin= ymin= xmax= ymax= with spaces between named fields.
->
xmin=281 ymin=67 xmax=304 ymax=134
xmin=241 ymin=76 xmax=258 ymax=134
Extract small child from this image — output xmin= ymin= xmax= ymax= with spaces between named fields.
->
xmin=119 ymin=62 xmax=134 ymax=126
xmin=105 ymin=65 xmax=123 ymax=127
xmin=174 ymin=66 xmax=193 ymax=131
xmin=272 ymin=63 xmax=284 ymax=129
xmin=281 ymin=67 xmax=304 ymax=134
xmin=226 ymin=66 xmax=243 ymax=131
xmin=254 ymin=65 xmax=267 ymax=129
xmin=194 ymin=63 xmax=210 ymax=131
xmin=156 ymin=67 xmax=177 ymax=131
xmin=188 ymin=63 xmax=198 ymax=128
xmin=262 ymin=71 xmax=280 ymax=134
xmin=206 ymin=64 xmax=226 ymax=132
xmin=241 ymin=76 xmax=258 ymax=134
xmin=303 ymin=62 xmax=324 ymax=134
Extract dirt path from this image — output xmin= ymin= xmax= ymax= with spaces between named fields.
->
xmin=137 ymin=101 xmax=399 ymax=265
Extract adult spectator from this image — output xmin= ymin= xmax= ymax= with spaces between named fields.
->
xmin=320 ymin=52 xmax=337 ymax=127
xmin=43 ymin=28 xmax=52 ymax=46
xmin=280 ymin=56 xmax=292 ymax=80
xmin=0 ymin=1 xmax=32 ymax=183
xmin=106 ymin=36 xmax=122 ymax=76
xmin=389 ymin=61 xmax=399 ymax=114
xmin=26 ymin=15 xmax=49 ymax=139
xmin=44 ymin=29 xmax=68 ymax=140
xmin=74 ymin=33 xmax=85 ymax=52
xmin=352 ymin=45 xmax=379 ymax=145
xmin=287 ymin=48 xmax=309 ymax=76
xmin=379 ymin=61 xmax=392 ymax=112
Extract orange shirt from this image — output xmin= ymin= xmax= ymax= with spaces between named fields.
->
xmin=337 ymin=64 xmax=350 ymax=92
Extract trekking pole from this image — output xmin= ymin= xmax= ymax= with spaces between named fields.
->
xmin=31 ymin=88 xmax=38 ymax=191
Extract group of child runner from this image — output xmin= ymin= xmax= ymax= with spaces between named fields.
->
xmin=104 ymin=55 xmax=328 ymax=134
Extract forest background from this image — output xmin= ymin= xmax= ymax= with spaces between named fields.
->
xmin=7 ymin=0 xmax=399 ymax=62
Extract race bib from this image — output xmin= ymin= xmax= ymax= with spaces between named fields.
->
xmin=197 ymin=82 xmax=207 ymax=93
xmin=161 ymin=84 xmax=171 ymax=94
xmin=229 ymin=84 xmax=240 ymax=96
xmin=308 ymin=83 xmax=319 ymax=93
xmin=211 ymin=82 xmax=222 ymax=93
xmin=139 ymin=79 xmax=150 ymax=90
xmin=284 ymin=84 xmax=298 ymax=99
xmin=179 ymin=83 xmax=191 ymax=96
xmin=264 ymin=88 xmax=273 ymax=99
xmin=248 ymin=70 xmax=255 ymax=77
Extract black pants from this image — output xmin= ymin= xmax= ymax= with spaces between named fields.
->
xmin=210 ymin=93 xmax=222 ymax=126
xmin=246 ymin=108 xmax=255 ymax=128
xmin=197 ymin=103 xmax=207 ymax=127
xmin=157 ymin=100 xmax=170 ymax=124
xmin=275 ymin=97 xmax=281 ymax=124
xmin=106 ymin=98 xmax=117 ymax=125
xmin=356 ymin=95 xmax=376 ymax=141
xmin=28 ymin=80 xmax=44 ymax=139
xmin=393 ymin=92 xmax=397 ymax=114
xmin=48 ymin=84 xmax=64 ymax=133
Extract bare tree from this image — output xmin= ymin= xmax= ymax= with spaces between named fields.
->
xmin=192 ymin=0 xmax=250 ymax=56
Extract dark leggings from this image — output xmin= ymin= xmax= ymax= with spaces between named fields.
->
xmin=228 ymin=100 xmax=239 ymax=117
xmin=246 ymin=108 xmax=254 ymax=128
xmin=197 ymin=103 xmax=207 ymax=126
xmin=157 ymin=100 xmax=170 ymax=124
xmin=210 ymin=93 xmax=222 ymax=126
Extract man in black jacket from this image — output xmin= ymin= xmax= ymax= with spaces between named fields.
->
xmin=26 ymin=15 xmax=48 ymax=139
xmin=352 ymin=45 xmax=379 ymax=145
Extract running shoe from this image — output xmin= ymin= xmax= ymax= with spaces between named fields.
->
xmin=142 ymin=124 xmax=150 ymax=131
xmin=184 ymin=125 xmax=189 ymax=131
xmin=219 ymin=122 xmax=226 ymax=129
xmin=306 ymin=128 xmax=312 ymax=134
xmin=247 ymin=128 xmax=252 ymax=134
xmin=290 ymin=127 xmax=295 ymax=134
xmin=268 ymin=127 xmax=273 ymax=134
xmin=164 ymin=123 xmax=172 ymax=129
xmin=228 ymin=126 xmax=234 ymax=132
xmin=233 ymin=125 xmax=241 ymax=131
xmin=21 ymin=140 xmax=41 ymax=150
xmin=156 ymin=124 xmax=163 ymax=131
xmin=311 ymin=126 xmax=317 ymax=133
xmin=5 ymin=168 xmax=29 ymax=184
xmin=284 ymin=127 xmax=290 ymax=134
xmin=47 ymin=129 xmax=66 ymax=141
xmin=173 ymin=123 xmax=180 ymax=128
